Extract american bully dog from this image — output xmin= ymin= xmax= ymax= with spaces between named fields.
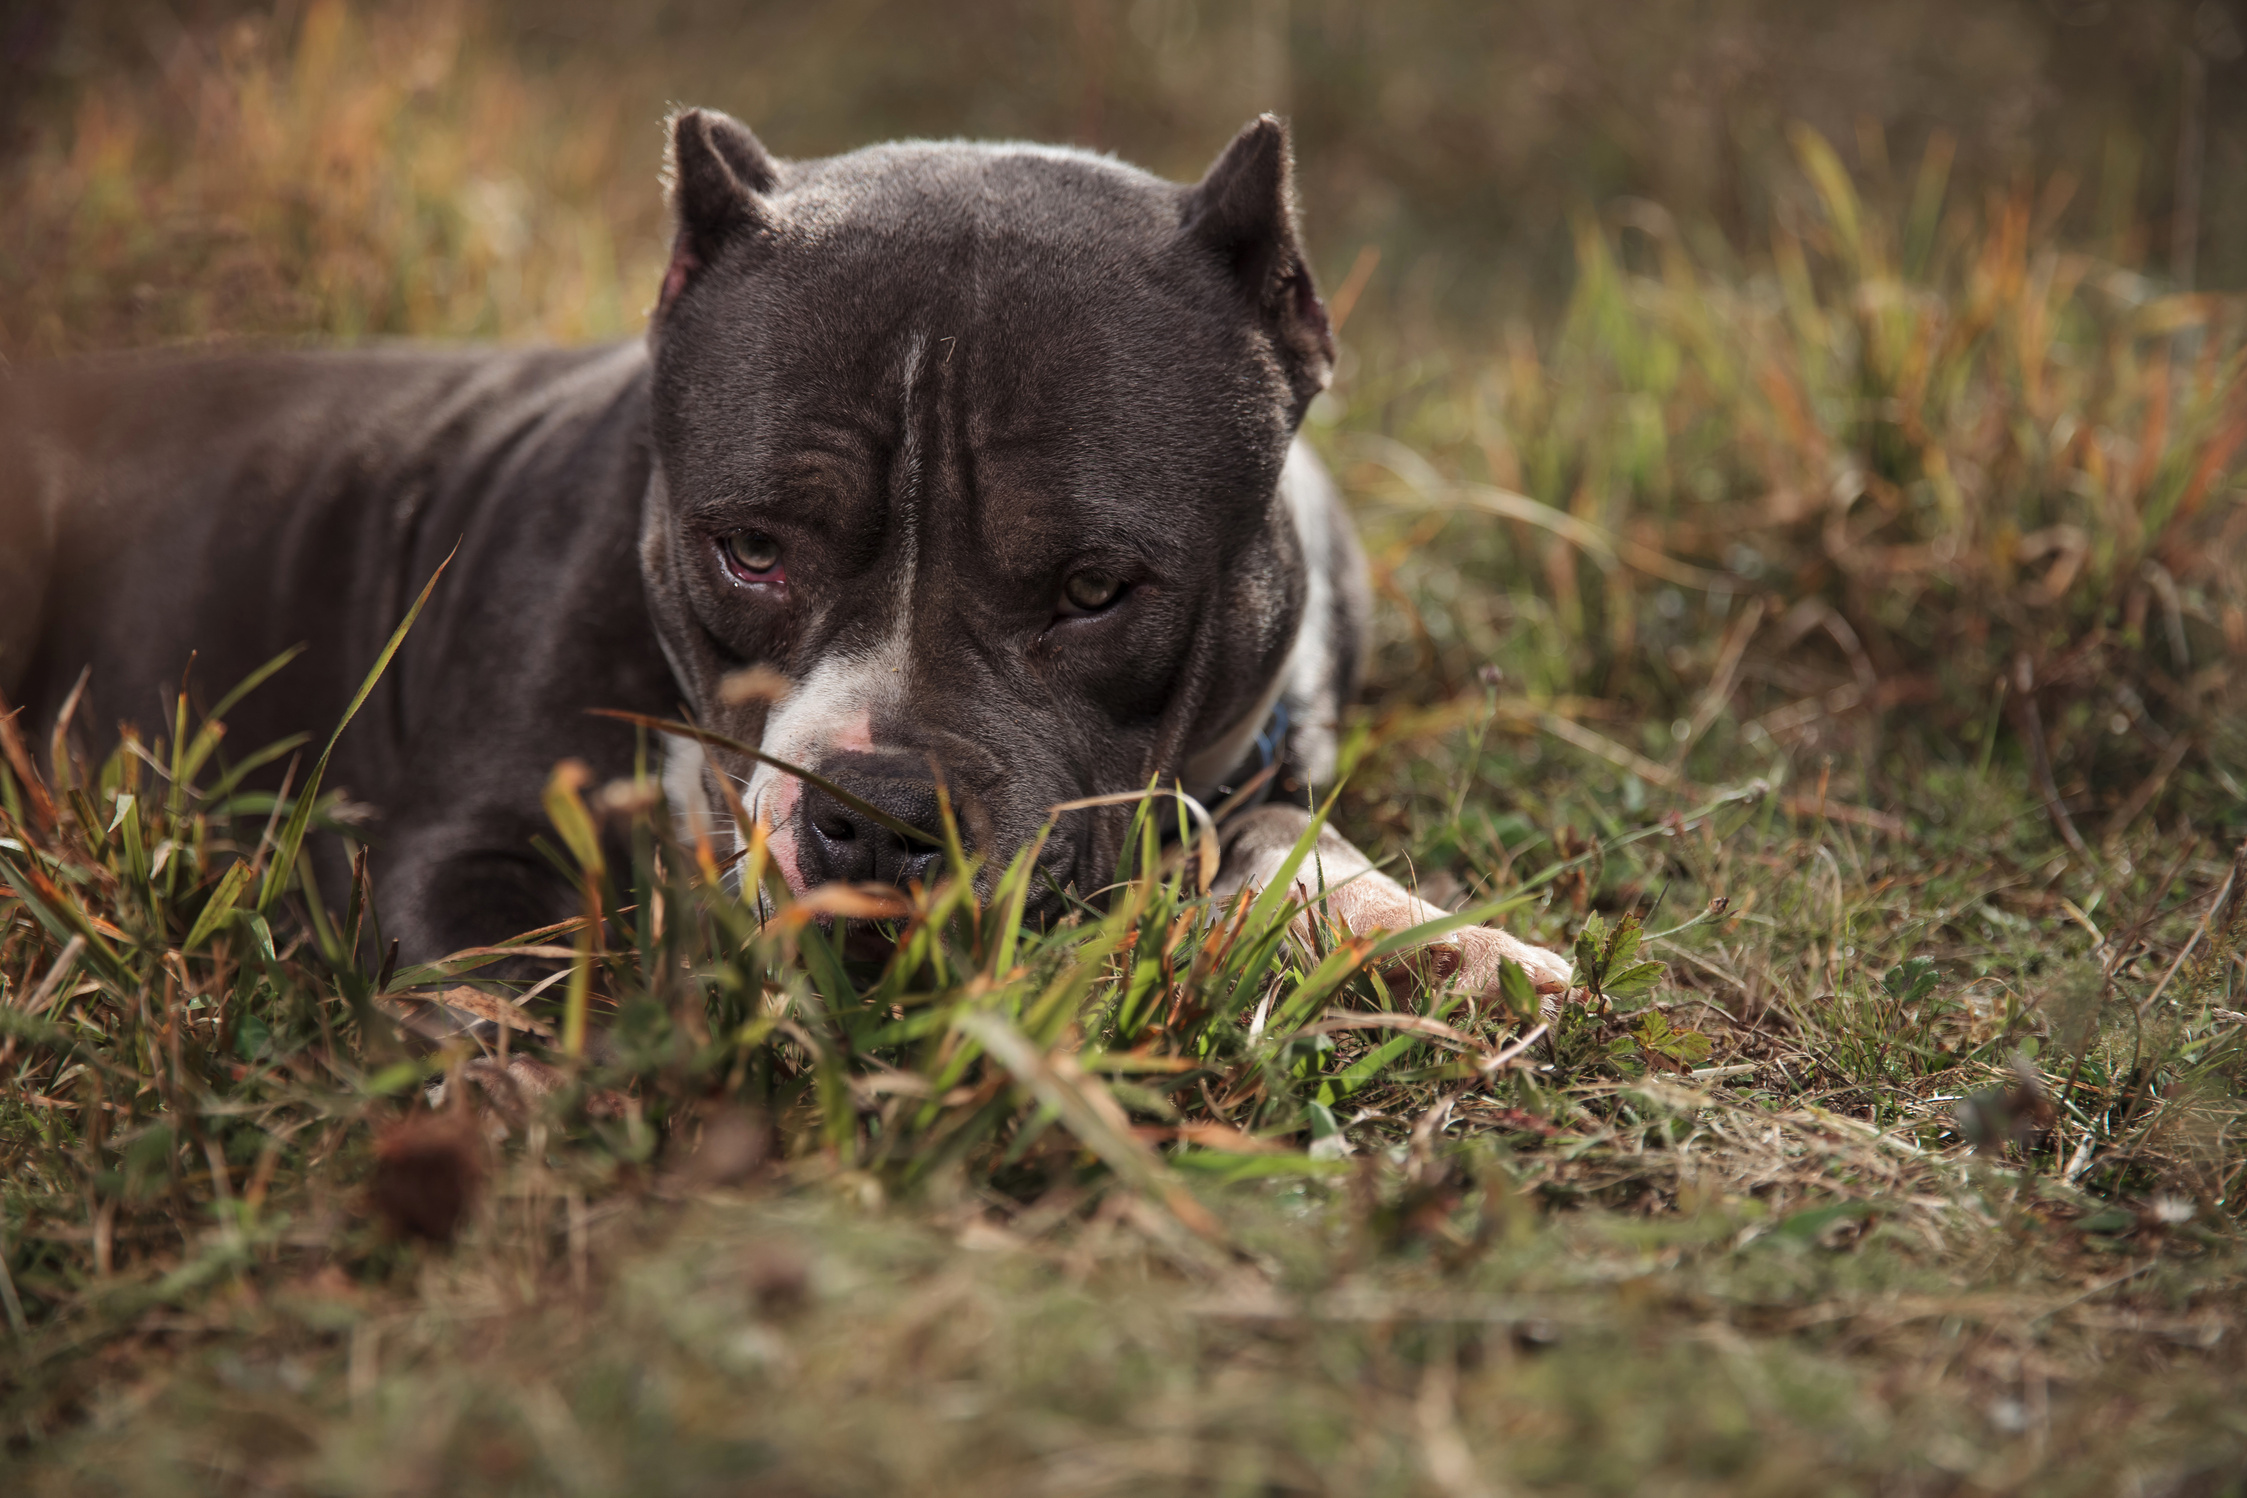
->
xmin=0 ymin=109 xmax=1574 ymax=1001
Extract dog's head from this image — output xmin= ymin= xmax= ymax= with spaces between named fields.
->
xmin=638 ymin=108 xmax=1333 ymax=908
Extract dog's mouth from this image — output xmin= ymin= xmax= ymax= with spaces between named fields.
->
xmin=783 ymin=823 xmax=1081 ymax=960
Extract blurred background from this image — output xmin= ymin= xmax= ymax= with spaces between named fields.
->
xmin=3 ymin=0 xmax=2243 ymax=853
xmin=6 ymin=0 xmax=2247 ymax=347
xmin=7 ymin=0 xmax=2247 ymax=345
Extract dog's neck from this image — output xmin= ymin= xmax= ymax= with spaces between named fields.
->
xmin=1181 ymin=626 xmax=1301 ymax=802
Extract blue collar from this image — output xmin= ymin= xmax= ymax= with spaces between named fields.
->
xmin=1209 ymin=698 xmax=1290 ymax=816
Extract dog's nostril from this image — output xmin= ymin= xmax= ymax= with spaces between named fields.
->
xmin=815 ymin=812 xmax=856 ymax=841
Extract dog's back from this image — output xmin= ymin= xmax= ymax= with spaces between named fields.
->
xmin=0 ymin=344 xmax=687 ymax=961
xmin=2 ymin=344 xmax=649 ymax=760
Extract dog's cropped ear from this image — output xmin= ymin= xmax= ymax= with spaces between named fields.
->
xmin=1182 ymin=114 xmax=1334 ymax=418
xmin=659 ymin=107 xmax=780 ymax=315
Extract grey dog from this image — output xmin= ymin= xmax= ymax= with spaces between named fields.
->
xmin=0 ymin=109 xmax=1570 ymax=998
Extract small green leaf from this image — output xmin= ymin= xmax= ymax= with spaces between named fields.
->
xmin=233 ymin=1011 xmax=272 ymax=1060
xmin=1169 ymin=1153 xmax=1356 ymax=1181
xmin=1496 ymin=957 xmax=1540 ymax=1022
xmin=361 ymin=1061 xmax=426 ymax=1097
xmin=1632 ymin=1011 xmax=1713 ymax=1067
xmin=1881 ymin=957 xmax=1940 ymax=1007
xmin=240 ymin=912 xmax=278 ymax=966
xmin=1604 ymin=910 xmax=1643 ymax=970
xmin=1604 ymin=959 xmax=1667 ymax=999
xmin=1572 ymin=913 xmax=1607 ymax=991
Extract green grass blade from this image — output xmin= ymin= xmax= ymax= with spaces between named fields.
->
xmin=182 ymin=859 xmax=254 ymax=952
xmin=986 ymin=827 xmax=1052 ymax=978
xmin=258 ymin=548 xmax=454 ymax=913
xmin=953 ymin=1009 xmax=1166 ymax=1200
xmin=179 ymin=646 xmax=307 ymax=795
xmin=0 ymin=851 xmax=126 ymax=978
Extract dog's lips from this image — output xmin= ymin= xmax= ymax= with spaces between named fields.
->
xmin=755 ymin=776 xmax=808 ymax=892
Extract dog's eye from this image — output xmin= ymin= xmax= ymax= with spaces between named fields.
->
xmin=1061 ymin=570 xmax=1124 ymax=614
xmin=724 ymin=531 xmax=783 ymax=579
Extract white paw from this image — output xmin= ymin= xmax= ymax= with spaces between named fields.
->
xmin=1439 ymin=924 xmax=1574 ymax=998
xmin=1301 ymin=869 xmax=1575 ymax=1002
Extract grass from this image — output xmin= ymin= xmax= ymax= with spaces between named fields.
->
xmin=5 ymin=4 xmax=2247 ymax=1493
xmin=7 ymin=683 xmax=2246 ymax=1494
xmin=5 ymin=692 xmax=2244 ymax=1494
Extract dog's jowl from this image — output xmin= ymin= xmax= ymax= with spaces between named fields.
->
xmin=0 ymin=108 xmax=1572 ymax=1000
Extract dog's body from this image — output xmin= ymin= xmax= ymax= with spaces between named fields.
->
xmin=2 ymin=344 xmax=680 ymax=960
xmin=1 ymin=112 xmax=1572 ymax=997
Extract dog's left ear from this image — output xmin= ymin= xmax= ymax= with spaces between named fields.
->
xmin=658 ymin=107 xmax=781 ymax=317
xmin=1182 ymin=114 xmax=1334 ymax=418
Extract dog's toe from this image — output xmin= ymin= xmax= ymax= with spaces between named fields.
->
xmin=1447 ymin=925 xmax=1574 ymax=999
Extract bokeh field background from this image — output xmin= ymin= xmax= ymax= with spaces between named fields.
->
xmin=3 ymin=3 xmax=2247 ymax=1493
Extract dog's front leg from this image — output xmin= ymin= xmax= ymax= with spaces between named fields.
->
xmin=1209 ymin=805 xmax=1575 ymax=1002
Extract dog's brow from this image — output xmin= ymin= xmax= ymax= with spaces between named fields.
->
xmin=777 ymin=447 xmax=873 ymax=486
xmin=691 ymin=440 xmax=877 ymax=518
xmin=788 ymin=413 xmax=887 ymax=447
xmin=970 ymin=447 xmax=1185 ymax=543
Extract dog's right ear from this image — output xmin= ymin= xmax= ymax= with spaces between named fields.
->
xmin=1182 ymin=116 xmax=1334 ymax=421
xmin=659 ymin=107 xmax=780 ymax=315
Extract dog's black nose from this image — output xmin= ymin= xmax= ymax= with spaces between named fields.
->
xmin=797 ymin=758 xmax=947 ymax=890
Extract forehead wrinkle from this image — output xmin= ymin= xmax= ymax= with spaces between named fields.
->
xmin=673 ymin=375 xmax=881 ymax=478
xmin=691 ymin=448 xmax=869 ymax=516
xmin=777 ymin=419 xmax=886 ymax=463
xmin=967 ymin=441 xmax=1196 ymax=575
